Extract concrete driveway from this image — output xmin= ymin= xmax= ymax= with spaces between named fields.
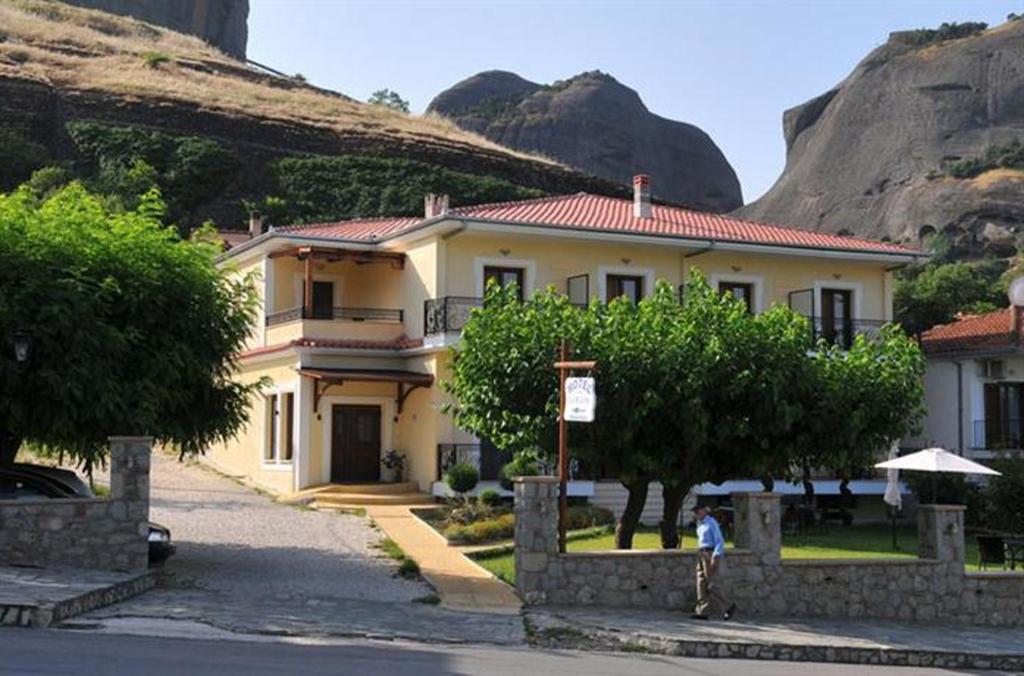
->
xmin=81 ymin=453 xmax=524 ymax=644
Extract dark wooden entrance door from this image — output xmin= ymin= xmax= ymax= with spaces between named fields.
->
xmin=330 ymin=405 xmax=381 ymax=482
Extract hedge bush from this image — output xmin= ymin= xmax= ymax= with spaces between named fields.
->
xmin=444 ymin=513 xmax=515 ymax=544
xmin=271 ymin=154 xmax=544 ymax=224
xmin=444 ymin=462 xmax=480 ymax=495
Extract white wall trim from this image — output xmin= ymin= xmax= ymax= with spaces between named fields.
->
xmin=597 ymin=265 xmax=656 ymax=302
xmin=812 ymin=279 xmax=863 ymax=319
xmin=319 ymin=395 xmax=396 ymax=484
xmin=709 ymin=272 xmax=766 ymax=314
xmin=473 ymin=257 xmax=537 ymax=298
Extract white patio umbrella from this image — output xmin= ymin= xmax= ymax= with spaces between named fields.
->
xmin=875 ymin=447 xmax=1001 ymax=504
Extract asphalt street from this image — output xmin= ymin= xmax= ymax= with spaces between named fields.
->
xmin=0 ymin=629 xmax=1010 ymax=676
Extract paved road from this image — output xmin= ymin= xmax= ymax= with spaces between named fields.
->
xmin=84 ymin=453 xmax=524 ymax=643
xmin=1 ymin=629 xmax=1005 ymax=676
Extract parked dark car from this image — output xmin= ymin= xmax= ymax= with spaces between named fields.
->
xmin=0 ymin=464 xmax=175 ymax=564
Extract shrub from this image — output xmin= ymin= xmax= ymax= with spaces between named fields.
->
xmin=983 ymin=459 xmax=1024 ymax=534
xmin=906 ymin=22 xmax=987 ymax=47
xmin=271 ymin=154 xmax=544 ymax=224
xmin=0 ymin=127 xmax=50 ymax=192
xmin=142 ymin=51 xmax=171 ymax=68
xmin=444 ymin=513 xmax=515 ymax=544
xmin=444 ymin=462 xmax=479 ymax=495
xmin=499 ymin=449 xmax=543 ymax=491
xmin=446 ymin=498 xmax=494 ymax=525
xmin=565 ymin=504 xmax=615 ymax=530
xmin=25 ymin=165 xmax=72 ymax=198
xmin=478 ymin=488 xmax=503 ymax=507
xmin=946 ymin=139 xmax=1024 ymax=179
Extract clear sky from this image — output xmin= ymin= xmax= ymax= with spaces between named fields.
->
xmin=248 ymin=0 xmax=1021 ymax=204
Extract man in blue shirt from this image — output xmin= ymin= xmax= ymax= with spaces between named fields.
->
xmin=691 ymin=505 xmax=736 ymax=621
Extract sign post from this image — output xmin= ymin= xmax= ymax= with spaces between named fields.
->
xmin=554 ymin=340 xmax=596 ymax=553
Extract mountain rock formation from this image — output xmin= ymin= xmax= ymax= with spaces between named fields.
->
xmin=62 ymin=0 xmax=249 ymax=59
xmin=738 ymin=20 xmax=1024 ymax=257
xmin=428 ymin=70 xmax=742 ymax=212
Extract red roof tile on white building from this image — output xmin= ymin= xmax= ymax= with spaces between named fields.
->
xmin=276 ymin=193 xmax=920 ymax=256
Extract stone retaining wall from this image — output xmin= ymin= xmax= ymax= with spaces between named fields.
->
xmin=0 ymin=437 xmax=151 ymax=572
xmin=514 ymin=477 xmax=1024 ymax=626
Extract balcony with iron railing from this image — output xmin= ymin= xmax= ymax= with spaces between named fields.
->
xmin=424 ymin=297 xmax=483 ymax=336
xmin=803 ymin=317 xmax=888 ymax=348
xmin=972 ymin=419 xmax=1024 ymax=451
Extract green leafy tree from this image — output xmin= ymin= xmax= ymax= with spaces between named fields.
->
xmin=894 ymin=261 xmax=1005 ymax=336
xmin=368 ymin=88 xmax=411 ymax=113
xmin=0 ymin=182 xmax=262 ymax=471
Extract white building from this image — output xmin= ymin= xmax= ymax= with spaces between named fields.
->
xmin=908 ymin=305 xmax=1024 ymax=460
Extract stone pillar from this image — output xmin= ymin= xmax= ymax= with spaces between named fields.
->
xmin=514 ymin=476 xmax=560 ymax=605
xmin=109 ymin=436 xmax=152 ymax=571
xmin=732 ymin=492 xmax=782 ymax=565
xmin=917 ymin=504 xmax=966 ymax=566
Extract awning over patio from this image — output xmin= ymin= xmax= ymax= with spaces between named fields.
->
xmin=296 ymin=367 xmax=434 ymax=416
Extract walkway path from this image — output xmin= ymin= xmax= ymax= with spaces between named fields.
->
xmin=81 ymin=453 xmax=523 ymax=644
xmin=365 ymin=504 xmax=521 ymax=614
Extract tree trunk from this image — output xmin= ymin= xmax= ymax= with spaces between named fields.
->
xmin=660 ymin=484 xmax=687 ymax=549
xmin=0 ymin=430 xmax=22 ymax=470
xmin=615 ymin=479 xmax=649 ymax=550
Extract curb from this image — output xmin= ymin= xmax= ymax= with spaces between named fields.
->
xmin=1 ymin=571 xmax=155 ymax=629
xmin=525 ymin=614 xmax=1024 ymax=671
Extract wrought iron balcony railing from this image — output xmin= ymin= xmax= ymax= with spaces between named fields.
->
xmin=266 ymin=305 xmax=404 ymax=327
xmin=803 ymin=317 xmax=888 ymax=348
xmin=972 ymin=419 xmax=1024 ymax=451
xmin=423 ymin=297 xmax=482 ymax=336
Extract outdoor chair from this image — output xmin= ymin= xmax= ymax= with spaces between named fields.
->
xmin=976 ymin=535 xmax=1006 ymax=570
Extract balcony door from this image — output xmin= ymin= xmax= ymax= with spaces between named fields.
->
xmin=719 ymin=281 xmax=754 ymax=313
xmin=606 ymin=274 xmax=644 ymax=303
xmin=820 ymin=288 xmax=853 ymax=347
xmin=483 ymin=266 xmax=525 ymax=300
xmin=303 ymin=280 xmax=334 ymax=319
xmin=983 ymin=383 xmax=1024 ymax=449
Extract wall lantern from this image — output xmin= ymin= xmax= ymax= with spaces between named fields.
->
xmin=12 ymin=331 xmax=31 ymax=365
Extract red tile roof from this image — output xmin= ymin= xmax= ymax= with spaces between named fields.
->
xmin=276 ymin=193 xmax=920 ymax=256
xmin=239 ymin=336 xmax=423 ymax=359
xmin=920 ymin=307 xmax=1021 ymax=354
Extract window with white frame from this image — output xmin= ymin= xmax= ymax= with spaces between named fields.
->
xmin=264 ymin=392 xmax=294 ymax=464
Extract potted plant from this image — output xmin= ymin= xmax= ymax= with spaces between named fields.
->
xmin=381 ymin=449 xmax=406 ymax=483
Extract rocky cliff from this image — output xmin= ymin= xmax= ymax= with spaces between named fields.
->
xmin=61 ymin=0 xmax=249 ymax=58
xmin=0 ymin=2 xmax=622 ymax=230
xmin=738 ymin=20 xmax=1024 ymax=258
xmin=428 ymin=70 xmax=742 ymax=212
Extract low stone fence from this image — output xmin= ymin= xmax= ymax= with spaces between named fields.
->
xmin=0 ymin=437 xmax=151 ymax=572
xmin=515 ymin=477 xmax=1024 ymax=626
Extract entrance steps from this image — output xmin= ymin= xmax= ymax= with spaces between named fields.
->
xmin=278 ymin=482 xmax=433 ymax=508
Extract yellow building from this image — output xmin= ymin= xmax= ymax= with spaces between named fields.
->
xmin=209 ymin=176 xmax=923 ymax=515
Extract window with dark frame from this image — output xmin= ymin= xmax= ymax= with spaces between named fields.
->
xmin=265 ymin=394 xmax=278 ymax=461
xmin=483 ymin=266 xmax=525 ymax=300
xmin=283 ymin=392 xmax=294 ymax=461
xmin=606 ymin=274 xmax=644 ymax=303
xmin=821 ymin=288 xmax=853 ymax=347
xmin=984 ymin=383 xmax=1024 ymax=450
xmin=719 ymin=281 xmax=754 ymax=313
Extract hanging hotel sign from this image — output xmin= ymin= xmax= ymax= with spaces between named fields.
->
xmin=564 ymin=377 xmax=596 ymax=423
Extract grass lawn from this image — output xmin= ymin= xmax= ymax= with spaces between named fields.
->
xmin=472 ymin=525 xmax=983 ymax=586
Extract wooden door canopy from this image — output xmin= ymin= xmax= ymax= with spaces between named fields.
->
xmin=296 ymin=367 xmax=434 ymax=417
xmin=270 ymin=246 xmax=405 ymax=270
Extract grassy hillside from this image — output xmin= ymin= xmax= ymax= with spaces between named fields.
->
xmin=0 ymin=0 xmax=620 ymax=230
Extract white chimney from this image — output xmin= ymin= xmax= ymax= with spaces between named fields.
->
xmin=249 ymin=211 xmax=263 ymax=239
xmin=424 ymin=193 xmax=450 ymax=218
xmin=633 ymin=174 xmax=651 ymax=219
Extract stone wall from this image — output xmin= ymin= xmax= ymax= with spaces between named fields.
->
xmin=0 ymin=437 xmax=151 ymax=572
xmin=514 ymin=477 xmax=1024 ymax=626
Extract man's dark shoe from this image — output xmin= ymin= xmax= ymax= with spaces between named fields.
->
xmin=723 ymin=603 xmax=737 ymax=621
xmin=689 ymin=613 xmax=709 ymax=620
